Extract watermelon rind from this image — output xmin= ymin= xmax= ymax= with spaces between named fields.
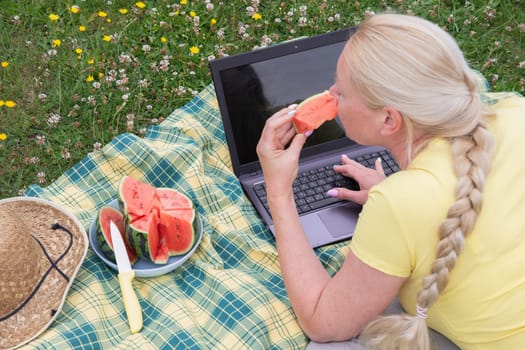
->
xmin=95 ymin=205 xmax=138 ymax=265
xmin=126 ymin=209 xmax=169 ymax=265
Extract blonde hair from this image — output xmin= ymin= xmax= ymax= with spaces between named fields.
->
xmin=342 ymin=14 xmax=494 ymax=349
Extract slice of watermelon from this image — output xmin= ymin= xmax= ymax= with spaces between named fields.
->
xmin=127 ymin=207 xmax=168 ymax=265
xmin=119 ymin=177 xmax=196 ymax=264
xmin=118 ymin=176 xmax=158 ymax=217
xmin=96 ymin=205 xmax=138 ymax=265
xmin=292 ymin=90 xmax=338 ymax=134
xmin=157 ymin=187 xmax=193 ymax=211
xmin=158 ymin=210 xmax=195 ymax=256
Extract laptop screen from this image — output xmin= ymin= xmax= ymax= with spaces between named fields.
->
xmin=210 ymin=27 xmax=357 ymax=175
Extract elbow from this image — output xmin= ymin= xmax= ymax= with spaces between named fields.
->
xmin=298 ymin=316 xmax=361 ymax=343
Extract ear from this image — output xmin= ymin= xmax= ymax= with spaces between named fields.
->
xmin=379 ymin=106 xmax=403 ymax=136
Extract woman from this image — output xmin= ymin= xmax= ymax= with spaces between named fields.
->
xmin=256 ymin=13 xmax=525 ymax=350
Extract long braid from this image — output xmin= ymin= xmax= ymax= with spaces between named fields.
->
xmin=417 ymin=123 xmax=493 ymax=311
xmin=358 ymin=123 xmax=493 ymax=350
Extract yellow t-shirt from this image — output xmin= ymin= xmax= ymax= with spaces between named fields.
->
xmin=350 ymin=95 xmax=525 ymax=350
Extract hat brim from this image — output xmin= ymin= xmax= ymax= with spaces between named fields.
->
xmin=0 ymin=197 xmax=88 ymax=350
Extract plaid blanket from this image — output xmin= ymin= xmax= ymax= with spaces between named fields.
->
xmin=23 ymin=73 xmax=521 ymax=349
xmin=23 ymin=84 xmax=349 ymax=350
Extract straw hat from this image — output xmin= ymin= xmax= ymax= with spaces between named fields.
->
xmin=0 ymin=197 xmax=88 ymax=350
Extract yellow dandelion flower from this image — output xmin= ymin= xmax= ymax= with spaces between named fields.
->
xmin=98 ymin=72 xmax=104 ymax=78
xmin=211 ymin=18 xmax=217 ymax=25
xmin=49 ymin=13 xmax=60 ymax=21
xmin=106 ymin=18 xmax=111 ymax=23
xmin=0 ymin=133 xmax=7 ymax=141
xmin=0 ymin=100 xmax=4 ymax=107
xmin=180 ymin=0 xmax=187 ymax=4
xmin=98 ymin=11 xmax=107 ymax=17
xmin=52 ymin=39 xmax=61 ymax=48
xmin=135 ymin=2 xmax=146 ymax=9
xmin=75 ymin=48 xmax=83 ymax=55
xmin=70 ymin=5 xmax=80 ymax=14
xmin=252 ymin=13 xmax=262 ymax=20
xmin=161 ymin=36 xmax=167 ymax=43
xmin=190 ymin=11 xmax=196 ymax=17
xmin=79 ymin=25 xmax=86 ymax=32
xmin=87 ymin=58 xmax=95 ymax=64
xmin=1 ymin=61 xmax=8 ymax=68
xmin=119 ymin=8 xmax=128 ymax=14
xmin=102 ymin=35 xmax=111 ymax=42
xmin=86 ymin=75 xmax=94 ymax=82
xmin=189 ymin=46 xmax=200 ymax=55
xmin=5 ymin=101 xmax=17 ymax=108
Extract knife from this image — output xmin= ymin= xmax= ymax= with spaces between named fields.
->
xmin=110 ymin=220 xmax=143 ymax=333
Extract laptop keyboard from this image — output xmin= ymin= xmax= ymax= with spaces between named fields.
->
xmin=253 ymin=150 xmax=400 ymax=215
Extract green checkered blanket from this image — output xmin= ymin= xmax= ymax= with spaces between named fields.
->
xmin=23 ymin=74 xmax=521 ymax=349
xmin=23 ymin=84 xmax=349 ymax=350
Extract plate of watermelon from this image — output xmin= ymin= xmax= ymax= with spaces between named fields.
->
xmin=88 ymin=176 xmax=203 ymax=278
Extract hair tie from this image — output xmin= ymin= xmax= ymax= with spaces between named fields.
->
xmin=416 ymin=304 xmax=428 ymax=320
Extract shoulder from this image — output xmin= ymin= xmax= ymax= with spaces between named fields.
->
xmin=371 ymin=139 xmax=456 ymax=208
xmin=482 ymin=92 xmax=525 ymax=110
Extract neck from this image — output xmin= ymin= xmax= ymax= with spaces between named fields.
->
xmin=388 ymin=129 xmax=432 ymax=170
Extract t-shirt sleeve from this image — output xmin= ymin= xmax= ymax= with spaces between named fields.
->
xmin=350 ymin=187 xmax=413 ymax=278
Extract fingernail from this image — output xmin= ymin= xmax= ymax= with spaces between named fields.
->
xmin=327 ymin=189 xmax=339 ymax=198
xmin=287 ymin=110 xmax=296 ymax=116
xmin=377 ymin=157 xmax=382 ymax=163
xmin=288 ymin=104 xmax=298 ymax=109
xmin=305 ymin=130 xmax=313 ymax=137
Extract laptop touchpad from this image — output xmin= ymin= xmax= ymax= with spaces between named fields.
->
xmin=318 ymin=203 xmax=361 ymax=238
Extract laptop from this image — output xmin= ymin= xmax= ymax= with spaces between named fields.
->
xmin=209 ymin=27 xmax=400 ymax=248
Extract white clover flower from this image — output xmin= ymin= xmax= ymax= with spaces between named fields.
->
xmin=47 ymin=112 xmax=62 ymax=127
xmin=37 ymin=172 xmax=46 ymax=184
xmin=36 ymin=135 xmax=46 ymax=145
xmin=246 ymin=6 xmax=255 ymax=16
xmin=61 ymin=148 xmax=71 ymax=160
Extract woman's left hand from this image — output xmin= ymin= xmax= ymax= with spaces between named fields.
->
xmin=330 ymin=154 xmax=386 ymax=205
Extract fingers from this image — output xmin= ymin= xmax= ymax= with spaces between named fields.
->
xmin=374 ymin=157 xmax=385 ymax=176
xmin=258 ymin=105 xmax=298 ymax=153
xmin=270 ymin=104 xmax=298 ymax=125
xmin=288 ymin=132 xmax=307 ymax=153
xmin=334 ymin=154 xmax=365 ymax=177
xmin=327 ymin=187 xmax=368 ymax=206
xmin=336 ymin=154 xmax=385 ymax=177
xmin=328 ymin=154 xmax=387 ymax=205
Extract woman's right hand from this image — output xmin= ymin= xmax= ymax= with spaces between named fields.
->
xmin=256 ymin=105 xmax=307 ymax=197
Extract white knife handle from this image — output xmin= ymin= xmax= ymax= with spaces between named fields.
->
xmin=118 ymin=270 xmax=143 ymax=333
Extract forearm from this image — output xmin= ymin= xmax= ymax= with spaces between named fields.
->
xmin=267 ymin=191 xmax=332 ymax=334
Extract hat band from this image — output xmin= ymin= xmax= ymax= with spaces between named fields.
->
xmin=0 ymin=223 xmax=73 ymax=321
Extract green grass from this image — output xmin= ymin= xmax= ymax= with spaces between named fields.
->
xmin=0 ymin=0 xmax=524 ymax=198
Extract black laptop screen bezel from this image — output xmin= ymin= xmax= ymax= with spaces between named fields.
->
xmin=209 ymin=27 xmax=357 ymax=177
